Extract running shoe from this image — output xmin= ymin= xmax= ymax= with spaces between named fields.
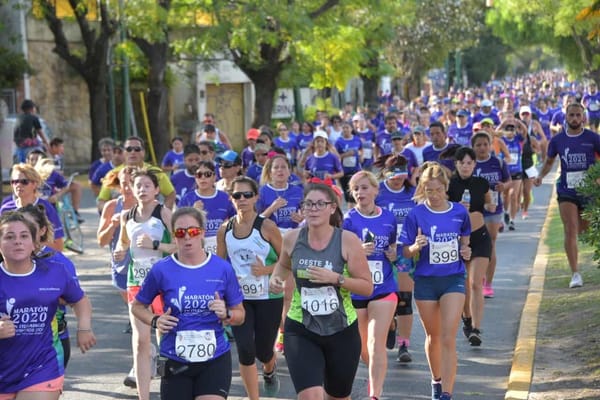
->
xmin=522 ymin=211 xmax=528 ymax=220
xmin=397 ymin=344 xmax=412 ymax=363
xmin=262 ymin=363 xmax=280 ymax=396
xmin=75 ymin=210 xmax=85 ymax=224
xmin=469 ymin=328 xmax=482 ymax=346
xmin=123 ymin=367 xmax=136 ymax=389
xmin=386 ymin=322 xmax=396 ymax=350
xmin=123 ymin=321 xmax=132 ymax=334
xmin=462 ymin=316 xmax=473 ymax=339
xmin=431 ymin=381 xmax=442 ymax=400
xmin=503 ymin=212 xmax=510 ymax=225
xmin=439 ymin=392 xmax=453 ymax=400
xmin=569 ymin=272 xmax=583 ymax=288
xmin=275 ymin=331 xmax=284 ymax=353
xmin=508 ymin=220 xmax=515 ymax=231
xmin=483 ymin=284 xmax=495 ymax=298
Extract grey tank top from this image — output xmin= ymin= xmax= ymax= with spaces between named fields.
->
xmin=290 ymin=227 xmax=356 ymax=336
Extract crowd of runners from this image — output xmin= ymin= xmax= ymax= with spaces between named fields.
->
xmin=1 ymin=69 xmax=599 ymax=400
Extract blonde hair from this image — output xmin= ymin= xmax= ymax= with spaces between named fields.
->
xmin=11 ymin=163 xmax=42 ymax=187
xmin=34 ymin=158 xmax=57 ymax=181
xmin=413 ymin=162 xmax=449 ymax=203
xmin=348 ymin=171 xmax=379 ymax=192
xmin=260 ymin=155 xmax=291 ymax=186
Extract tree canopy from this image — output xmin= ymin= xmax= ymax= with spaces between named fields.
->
xmin=486 ymin=0 xmax=600 ymax=80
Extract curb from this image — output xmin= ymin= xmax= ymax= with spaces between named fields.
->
xmin=504 ymin=184 xmax=556 ymax=400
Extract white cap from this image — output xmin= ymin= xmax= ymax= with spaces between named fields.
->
xmin=313 ymin=130 xmax=329 ymax=141
xmin=481 ymin=99 xmax=493 ymax=107
xmin=519 ymin=105 xmax=532 ymax=114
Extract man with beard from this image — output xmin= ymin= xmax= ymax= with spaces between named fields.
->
xmin=534 ymin=103 xmax=600 ymax=288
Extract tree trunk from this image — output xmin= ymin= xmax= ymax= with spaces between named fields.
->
xmin=86 ymin=78 xmax=109 ymax=161
xmin=251 ymin=77 xmax=277 ymax=128
xmin=135 ymin=39 xmax=169 ymax=162
xmin=361 ymin=74 xmax=379 ymax=108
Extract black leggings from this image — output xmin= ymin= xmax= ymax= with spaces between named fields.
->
xmin=160 ymin=352 xmax=232 ymax=400
xmin=284 ymin=318 xmax=361 ymax=398
xmin=61 ymin=337 xmax=71 ymax=368
xmin=231 ymin=298 xmax=283 ymax=365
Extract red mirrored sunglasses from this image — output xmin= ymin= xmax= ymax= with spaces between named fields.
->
xmin=173 ymin=226 xmax=203 ymax=239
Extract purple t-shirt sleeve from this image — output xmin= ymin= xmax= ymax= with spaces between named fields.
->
xmin=41 ymin=199 xmax=65 ymax=239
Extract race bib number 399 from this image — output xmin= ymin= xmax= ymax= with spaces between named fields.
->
xmin=301 ymin=286 xmax=339 ymax=316
xmin=429 ymin=239 xmax=459 ymax=264
xmin=176 ymin=330 xmax=217 ymax=362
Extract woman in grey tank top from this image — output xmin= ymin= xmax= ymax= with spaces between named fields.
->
xmin=269 ymin=183 xmax=373 ymax=400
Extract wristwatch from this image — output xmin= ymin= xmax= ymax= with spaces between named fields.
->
xmin=337 ymin=274 xmax=345 ymax=287
xmin=151 ymin=315 xmax=159 ymax=329
xmin=152 ymin=240 xmax=160 ymax=250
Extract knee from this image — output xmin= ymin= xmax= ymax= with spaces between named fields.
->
xmin=237 ymin=346 xmax=256 ymax=366
xmin=395 ymin=291 xmax=413 ymax=316
xmin=470 ymin=278 xmax=483 ymax=292
xmin=440 ymin=333 xmax=457 ymax=350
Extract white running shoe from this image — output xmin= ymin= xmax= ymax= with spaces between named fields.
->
xmin=569 ymin=272 xmax=583 ymax=288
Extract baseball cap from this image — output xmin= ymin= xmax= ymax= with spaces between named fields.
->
xmin=217 ymin=150 xmax=240 ymax=164
xmin=481 ymin=99 xmax=493 ymax=107
xmin=246 ymin=128 xmax=260 ymax=140
xmin=313 ymin=130 xmax=329 ymax=141
xmin=391 ymin=132 xmax=404 ymax=141
xmin=457 ymin=109 xmax=470 ymax=117
xmin=519 ymin=105 xmax=532 ymax=115
xmin=480 ymin=117 xmax=494 ymax=126
xmin=254 ymin=144 xmax=270 ymax=154
xmin=385 ymin=165 xmax=409 ymax=179
xmin=472 ymin=122 xmax=483 ymax=132
xmin=352 ymin=114 xmax=362 ymax=122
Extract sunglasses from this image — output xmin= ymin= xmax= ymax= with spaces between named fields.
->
xmin=231 ymin=191 xmax=255 ymax=200
xmin=196 ymin=171 xmax=215 ymax=178
xmin=173 ymin=226 xmax=203 ymax=239
xmin=220 ymin=163 xmax=235 ymax=169
xmin=125 ymin=146 xmax=143 ymax=152
xmin=10 ymin=179 xmax=31 ymax=185
xmin=255 ymin=153 xmax=268 ymax=157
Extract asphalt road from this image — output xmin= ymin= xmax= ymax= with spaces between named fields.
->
xmin=59 ymin=173 xmax=554 ymax=400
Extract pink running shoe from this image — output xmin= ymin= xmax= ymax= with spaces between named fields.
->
xmin=483 ymin=284 xmax=495 ymax=298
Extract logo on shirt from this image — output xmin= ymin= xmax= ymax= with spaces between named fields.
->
xmin=170 ymin=286 xmax=187 ymax=312
xmin=561 ymin=147 xmax=588 ymax=169
xmin=5 ymin=298 xmax=16 ymax=316
xmin=430 ymin=225 xmax=437 ymax=240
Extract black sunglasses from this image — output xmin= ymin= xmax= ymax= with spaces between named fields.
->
xmin=10 ymin=179 xmax=31 ymax=185
xmin=231 ymin=191 xmax=255 ymax=200
xmin=196 ymin=171 xmax=215 ymax=178
xmin=220 ymin=163 xmax=235 ymax=169
xmin=125 ymin=146 xmax=143 ymax=152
